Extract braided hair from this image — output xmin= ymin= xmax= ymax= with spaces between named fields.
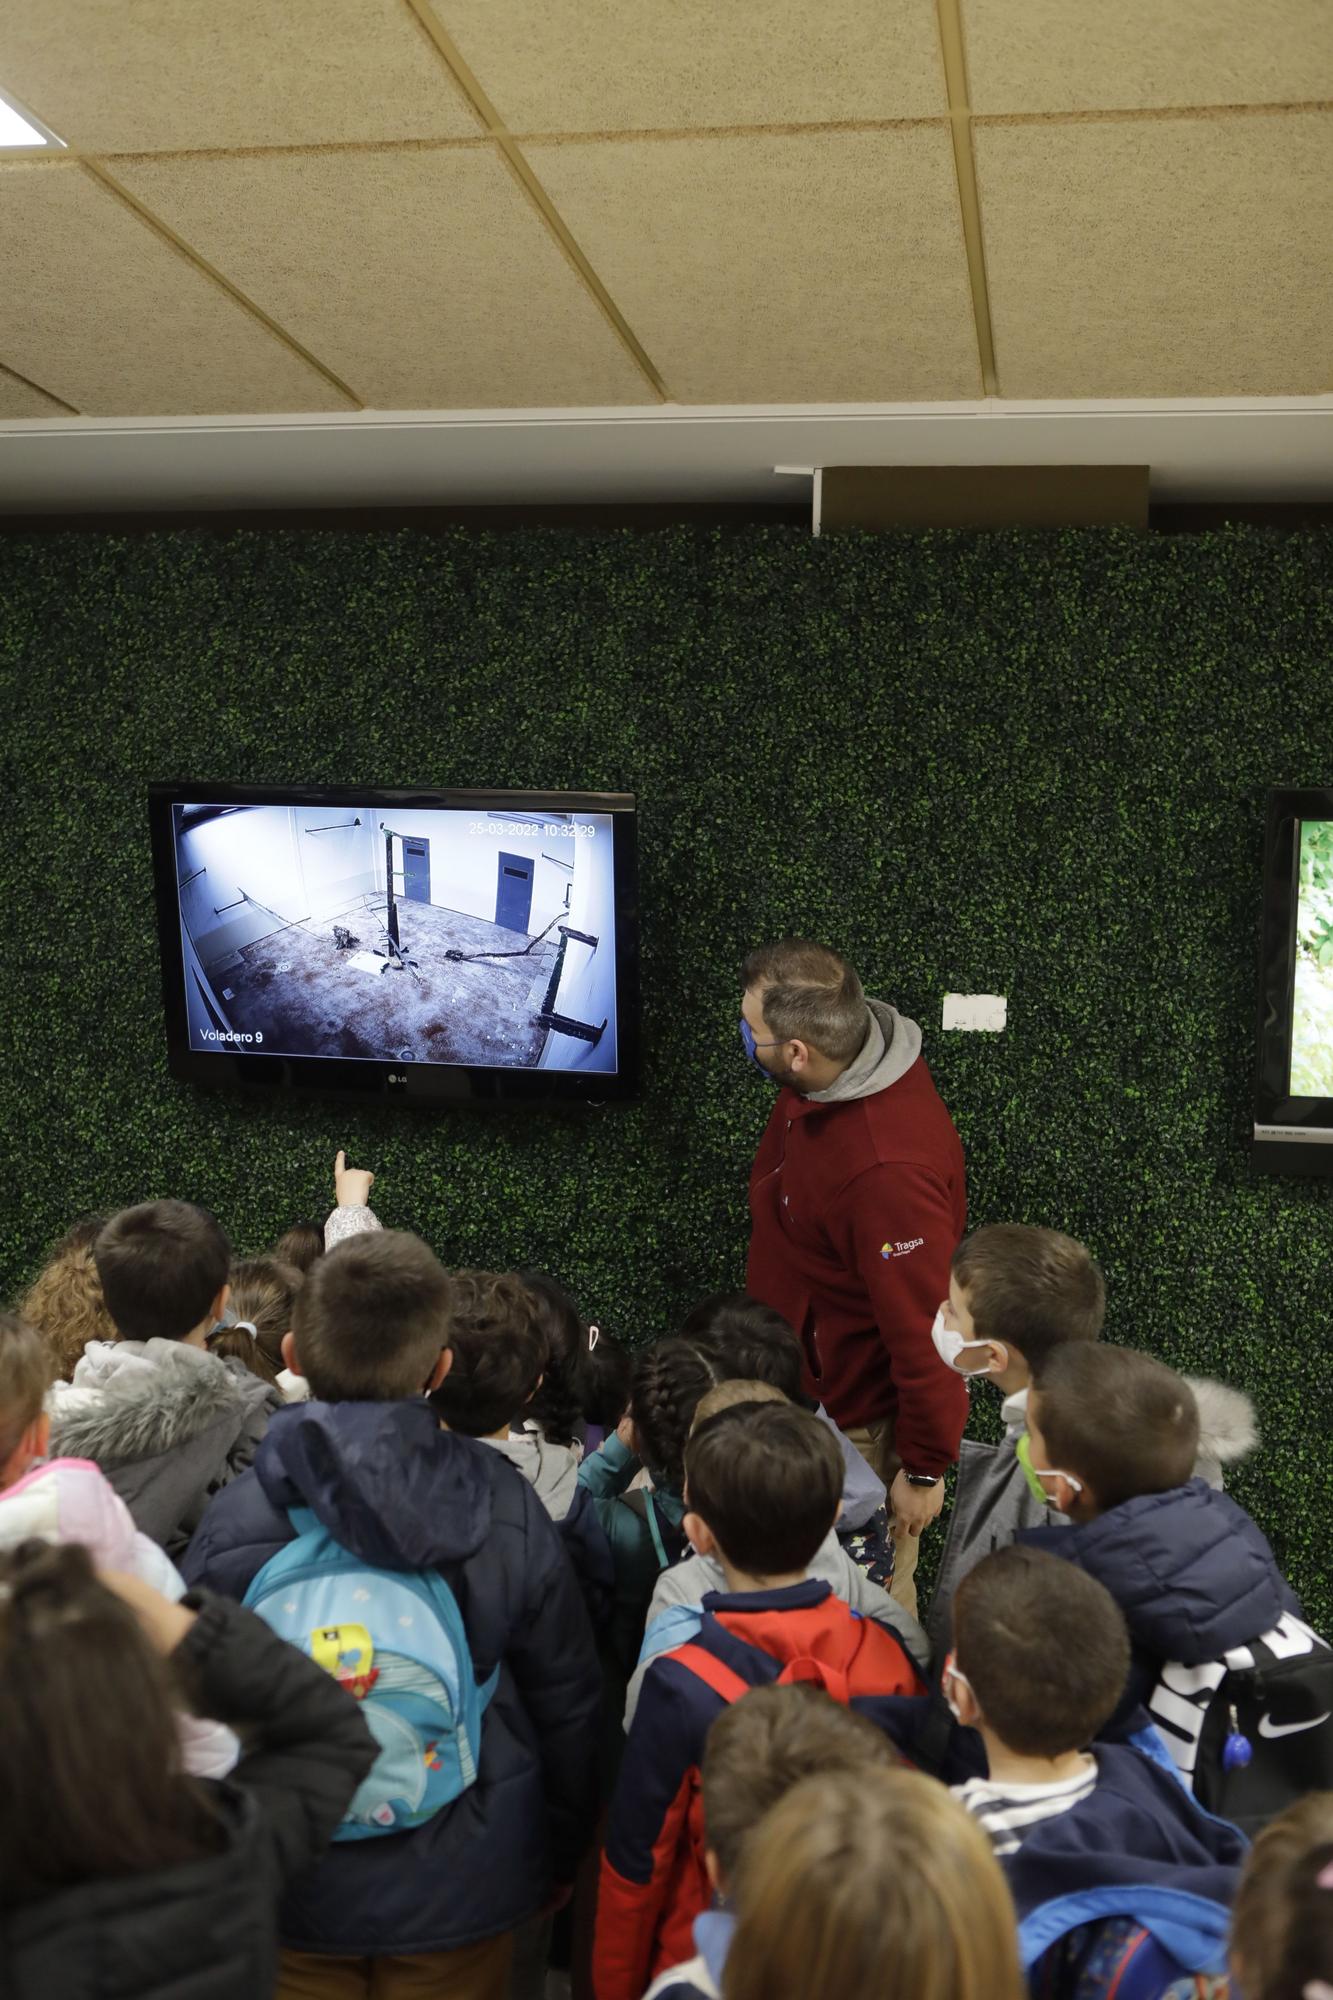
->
xmin=630 ymin=1337 xmax=724 ymax=1492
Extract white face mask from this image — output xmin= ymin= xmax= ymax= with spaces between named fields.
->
xmin=929 ymin=1304 xmax=1005 ymax=1378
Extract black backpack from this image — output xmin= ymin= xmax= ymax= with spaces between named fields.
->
xmin=1148 ymin=1610 xmax=1333 ymax=1835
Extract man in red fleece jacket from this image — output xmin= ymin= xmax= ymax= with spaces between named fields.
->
xmin=742 ymin=938 xmax=968 ymax=1614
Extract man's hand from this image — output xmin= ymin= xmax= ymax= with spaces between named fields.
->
xmin=334 ymin=1148 xmax=375 ymax=1208
xmin=889 ymin=1468 xmax=946 ymax=1539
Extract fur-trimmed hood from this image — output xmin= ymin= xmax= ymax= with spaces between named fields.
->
xmin=1183 ymin=1375 xmax=1259 ymax=1488
xmin=47 ymin=1340 xmax=278 ymax=1555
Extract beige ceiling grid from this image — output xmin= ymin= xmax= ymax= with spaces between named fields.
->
xmin=0 ymin=0 xmax=1328 ymax=417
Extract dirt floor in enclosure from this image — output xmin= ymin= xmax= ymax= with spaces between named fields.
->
xmin=210 ymin=896 xmax=558 ymax=1065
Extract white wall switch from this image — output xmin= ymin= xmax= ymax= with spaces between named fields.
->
xmin=943 ymin=993 xmax=1007 ymax=1032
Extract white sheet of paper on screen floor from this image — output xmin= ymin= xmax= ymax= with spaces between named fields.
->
xmin=942 ymin=994 xmax=1007 ymax=1032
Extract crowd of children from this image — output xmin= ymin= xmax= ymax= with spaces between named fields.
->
xmin=2 ymin=1153 xmax=1332 ymax=2000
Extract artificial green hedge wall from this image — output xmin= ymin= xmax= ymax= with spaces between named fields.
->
xmin=2 ymin=523 xmax=1332 ymax=1619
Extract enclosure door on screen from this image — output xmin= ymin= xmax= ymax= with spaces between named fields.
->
xmin=402 ymin=837 xmax=430 ymax=904
xmin=496 ymin=852 xmax=534 ymax=934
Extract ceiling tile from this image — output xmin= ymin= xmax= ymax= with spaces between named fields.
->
xmin=964 ymin=0 xmax=1333 ymax=115
xmin=113 ymin=148 xmax=653 ymax=408
xmin=977 ymin=113 xmax=1333 ymax=396
xmin=525 ymin=130 xmax=981 ymax=402
xmin=0 ymin=368 xmax=68 ymax=416
xmin=0 ymin=162 xmax=350 ymax=414
xmin=0 ymin=0 xmax=478 ymax=151
xmin=437 ymin=0 xmax=947 ymax=130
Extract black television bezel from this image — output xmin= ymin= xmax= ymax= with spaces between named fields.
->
xmin=1253 ymin=786 xmax=1333 ymax=1174
xmin=148 ymin=783 xmax=641 ymax=1108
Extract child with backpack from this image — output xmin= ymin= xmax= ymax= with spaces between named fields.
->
xmin=1023 ymin=1344 xmax=1328 ymax=1833
xmin=1231 ymin=1792 xmax=1333 ymax=2000
xmin=928 ymin=1224 xmax=1258 ymax=1661
xmin=946 ymin=1544 xmax=1245 ymax=1993
xmin=720 ymin=1765 xmax=1026 ymax=2000
xmin=593 ymin=1399 xmax=923 ymax=2000
xmin=430 ymin=1268 xmax=613 ymax=1623
xmin=46 ymin=1200 xmax=279 ymax=1556
xmin=0 ymin=1539 xmax=376 ymax=2000
xmin=642 ymin=1683 xmax=899 ymax=2000
xmin=182 ymin=1228 xmax=602 ymax=2000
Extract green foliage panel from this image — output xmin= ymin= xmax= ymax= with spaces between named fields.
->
xmin=1 ymin=524 xmax=1331 ymax=1619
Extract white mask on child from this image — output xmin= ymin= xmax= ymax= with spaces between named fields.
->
xmin=930 ymin=1306 xmax=1006 ymax=1378
xmin=941 ymin=1651 xmax=975 ymax=1726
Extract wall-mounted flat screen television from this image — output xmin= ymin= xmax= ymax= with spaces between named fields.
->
xmin=1254 ymin=786 xmax=1333 ymax=1172
xmin=149 ymin=785 xmax=639 ymax=1105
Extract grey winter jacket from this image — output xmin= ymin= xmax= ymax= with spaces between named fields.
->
xmin=924 ymin=1376 xmax=1260 ymax=1663
xmin=48 ymin=1339 xmax=279 ymax=1558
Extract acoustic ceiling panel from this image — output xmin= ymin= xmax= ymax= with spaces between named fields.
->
xmin=436 ymin=0 xmax=948 ymax=130
xmin=977 ymin=113 xmax=1333 ymax=397
xmin=114 ymin=148 xmax=652 ymax=408
xmin=0 ymin=0 xmax=478 ymax=151
xmin=0 ymin=369 xmax=68 ymax=416
xmin=525 ymin=129 xmax=981 ymax=403
xmin=964 ymin=0 xmax=1333 ymax=115
xmin=0 ymin=162 xmax=349 ymax=414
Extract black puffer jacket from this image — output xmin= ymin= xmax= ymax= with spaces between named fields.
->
xmin=0 ymin=1594 xmax=376 ymax=2000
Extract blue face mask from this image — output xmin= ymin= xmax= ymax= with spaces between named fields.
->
xmin=740 ymin=1017 xmax=786 ymax=1078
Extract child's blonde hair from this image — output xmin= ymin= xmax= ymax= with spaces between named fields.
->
xmin=19 ymin=1217 xmax=117 ymax=1382
xmin=722 ymin=1766 xmax=1025 ymax=2000
xmin=1230 ymin=1791 xmax=1333 ymax=2000
xmin=691 ymin=1378 xmax=786 ymax=1432
xmin=0 ymin=1311 xmax=53 ymax=1470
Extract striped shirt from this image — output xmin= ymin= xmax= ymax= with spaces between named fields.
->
xmin=953 ymin=1756 xmax=1098 ymax=1856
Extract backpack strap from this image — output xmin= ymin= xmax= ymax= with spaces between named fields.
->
xmin=670 ymin=1641 xmax=751 ymax=1705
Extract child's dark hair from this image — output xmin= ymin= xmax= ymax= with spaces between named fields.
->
xmin=515 ymin=1269 xmax=587 ymax=1446
xmin=430 ymin=1271 xmax=549 ymax=1437
xmin=292 ymin=1230 xmax=451 ymax=1402
xmin=952 ymin=1225 xmax=1105 ymax=1371
xmin=207 ymin=1257 xmax=303 ymax=1391
xmin=702 ymin=1684 xmax=896 ymax=1885
xmin=1231 ymin=1797 xmax=1333 ymax=2000
xmin=631 ymin=1337 xmax=724 ymax=1490
xmin=0 ymin=1311 xmax=52 ymax=1469
xmin=0 ymin=1539 xmax=219 ymax=1900
xmin=1034 ymin=1345 xmax=1199 ymax=1511
xmin=952 ymin=1545 xmax=1129 ymax=1758
xmin=270 ymin=1221 xmax=324 ymax=1274
xmin=678 ymin=1292 xmax=806 ymax=1405
xmin=583 ymin=1322 xmax=633 ymax=1431
xmin=94 ymin=1200 xmax=231 ymax=1344
xmin=685 ymin=1400 xmax=842 ymax=1575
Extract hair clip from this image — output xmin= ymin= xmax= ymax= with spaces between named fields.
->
xmin=588 ymin=1324 xmax=600 ymax=1351
xmin=1302 ymin=1983 xmax=1333 ymax=2000
xmin=232 ymin=1319 xmax=259 ymax=1340
xmin=1318 ymin=1860 xmax=1333 ymax=1891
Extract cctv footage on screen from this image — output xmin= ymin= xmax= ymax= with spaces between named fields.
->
xmin=172 ymin=803 xmax=619 ymax=1074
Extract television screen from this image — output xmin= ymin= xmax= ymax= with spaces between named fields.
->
xmin=1253 ymin=788 xmax=1333 ymax=1172
xmin=149 ymin=786 xmax=639 ymax=1105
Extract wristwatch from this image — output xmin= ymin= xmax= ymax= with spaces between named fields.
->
xmin=904 ymin=1472 xmax=941 ymax=1488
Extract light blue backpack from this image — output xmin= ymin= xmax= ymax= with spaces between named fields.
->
xmin=243 ymin=1506 xmax=497 ymax=1842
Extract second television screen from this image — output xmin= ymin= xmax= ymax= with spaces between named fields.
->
xmin=172 ymin=801 xmax=620 ymax=1074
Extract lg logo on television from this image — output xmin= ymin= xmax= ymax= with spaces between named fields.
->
xmin=387 ymin=1071 xmax=407 ymax=1086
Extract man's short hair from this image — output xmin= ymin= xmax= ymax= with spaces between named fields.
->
xmin=741 ymin=939 xmax=869 ymax=1064
xmin=94 ymin=1200 xmax=230 ymax=1343
xmin=684 ymin=1400 xmax=842 ymax=1574
xmin=679 ymin=1293 xmax=805 ymax=1404
xmin=292 ymin=1230 xmax=452 ymax=1402
xmin=1034 ymin=1345 xmax=1199 ymax=1511
xmin=429 ymin=1270 xmax=548 ymax=1437
xmin=953 ymin=1545 xmax=1129 ymax=1758
xmin=702 ymin=1684 xmax=895 ymax=1883
xmin=951 ymin=1225 xmax=1105 ymax=1370
xmin=0 ymin=1313 xmax=52 ymax=1466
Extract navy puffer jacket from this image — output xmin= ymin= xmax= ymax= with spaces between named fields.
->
xmin=182 ymin=1398 xmax=602 ymax=1955
xmin=1022 ymin=1477 xmax=1301 ymax=1727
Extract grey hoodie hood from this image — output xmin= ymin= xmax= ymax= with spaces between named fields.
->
xmin=804 ymin=998 xmax=922 ymax=1105
xmin=484 ymin=1431 xmax=580 ymax=1522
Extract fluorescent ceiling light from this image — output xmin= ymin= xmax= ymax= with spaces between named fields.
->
xmin=0 ymin=87 xmax=64 ymax=149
